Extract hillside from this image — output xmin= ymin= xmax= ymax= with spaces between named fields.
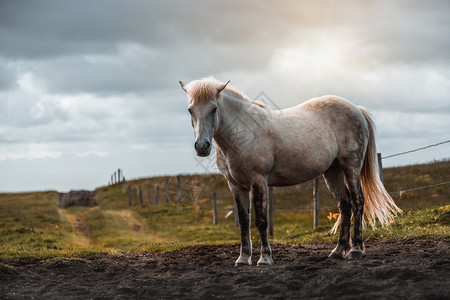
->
xmin=0 ymin=160 xmax=449 ymax=260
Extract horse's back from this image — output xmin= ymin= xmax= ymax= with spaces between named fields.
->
xmin=286 ymin=95 xmax=368 ymax=136
xmin=289 ymin=95 xmax=363 ymax=120
xmin=267 ymin=96 xmax=369 ymax=185
xmin=298 ymin=95 xmax=370 ymax=164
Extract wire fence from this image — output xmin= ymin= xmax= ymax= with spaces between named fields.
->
xmin=382 ymin=139 xmax=450 ymax=159
xmin=390 ymin=180 xmax=450 ymax=196
xmin=381 ymin=139 xmax=450 ymax=195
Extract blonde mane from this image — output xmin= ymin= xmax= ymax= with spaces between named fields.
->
xmin=186 ymin=77 xmax=257 ymax=105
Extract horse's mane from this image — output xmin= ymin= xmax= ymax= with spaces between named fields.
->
xmin=186 ymin=77 xmax=269 ymax=109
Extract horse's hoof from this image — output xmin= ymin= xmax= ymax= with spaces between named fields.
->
xmin=328 ymin=252 xmax=344 ymax=260
xmin=256 ymin=260 xmax=273 ymax=266
xmin=235 ymin=255 xmax=252 ymax=267
xmin=348 ymin=251 xmax=363 ymax=260
xmin=257 ymin=255 xmax=274 ymax=266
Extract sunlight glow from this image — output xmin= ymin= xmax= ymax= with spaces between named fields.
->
xmin=272 ymin=36 xmax=348 ymax=72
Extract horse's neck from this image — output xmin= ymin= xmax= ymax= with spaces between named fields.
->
xmin=214 ymin=91 xmax=268 ymax=154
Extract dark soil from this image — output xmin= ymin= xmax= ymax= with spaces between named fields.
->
xmin=1 ymin=238 xmax=449 ymax=299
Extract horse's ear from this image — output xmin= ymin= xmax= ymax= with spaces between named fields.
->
xmin=179 ymin=81 xmax=188 ymax=93
xmin=217 ymin=80 xmax=230 ymax=94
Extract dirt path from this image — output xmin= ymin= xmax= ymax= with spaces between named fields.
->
xmin=58 ymin=208 xmax=91 ymax=247
xmin=1 ymin=238 xmax=448 ymax=299
xmin=107 ymin=210 xmax=168 ymax=243
xmin=59 ymin=208 xmax=167 ymax=246
xmin=108 ymin=210 xmax=145 ymax=232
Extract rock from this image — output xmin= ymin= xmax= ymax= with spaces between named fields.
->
xmin=58 ymin=190 xmax=97 ymax=208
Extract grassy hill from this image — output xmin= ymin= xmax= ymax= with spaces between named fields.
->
xmin=0 ymin=160 xmax=449 ymax=261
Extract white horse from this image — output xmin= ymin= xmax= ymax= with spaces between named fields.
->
xmin=180 ymin=77 xmax=400 ymax=266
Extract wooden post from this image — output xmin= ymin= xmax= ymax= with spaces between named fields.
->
xmin=118 ymin=169 xmax=121 ymax=182
xmin=165 ymin=179 xmax=170 ymax=203
xmin=177 ymin=176 xmax=182 ymax=204
xmin=134 ymin=189 xmax=137 ymax=207
xmin=268 ymin=186 xmax=274 ymax=236
xmin=213 ymin=192 xmax=218 ymax=225
xmin=313 ymin=178 xmax=319 ymax=229
xmin=139 ymin=186 xmax=143 ymax=206
xmin=147 ymin=190 xmax=151 ymax=205
xmin=377 ymin=153 xmax=383 ymax=183
xmin=111 ymin=174 xmax=113 ymax=185
xmin=122 ymin=179 xmax=126 ymax=194
xmin=235 ymin=203 xmax=239 ymax=227
xmin=156 ymin=185 xmax=160 ymax=204
xmin=128 ymin=186 xmax=132 ymax=206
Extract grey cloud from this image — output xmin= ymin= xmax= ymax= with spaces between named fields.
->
xmin=0 ymin=59 xmax=16 ymax=90
xmin=2 ymin=0 xmax=449 ymax=96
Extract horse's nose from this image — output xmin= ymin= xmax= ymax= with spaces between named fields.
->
xmin=195 ymin=140 xmax=210 ymax=150
xmin=195 ymin=140 xmax=211 ymax=156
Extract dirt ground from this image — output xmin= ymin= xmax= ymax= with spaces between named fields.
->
xmin=1 ymin=238 xmax=449 ymax=299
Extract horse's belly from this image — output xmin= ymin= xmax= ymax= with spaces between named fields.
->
xmin=268 ymin=142 xmax=337 ymax=187
xmin=268 ymin=162 xmax=326 ymax=186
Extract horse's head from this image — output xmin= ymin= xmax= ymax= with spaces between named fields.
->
xmin=179 ymin=78 xmax=230 ymax=157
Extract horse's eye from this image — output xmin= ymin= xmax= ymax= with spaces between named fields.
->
xmin=188 ymin=108 xmax=193 ymax=115
xmin=211 ymin=107 xmax=217 ymax=114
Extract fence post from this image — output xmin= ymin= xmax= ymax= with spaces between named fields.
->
xmin=156 ymin=185 xmax=160 ymax=204
xmin=134 ymin=189 xmax=137 ymax=207
xmin=213 ymin=192 xmax=218 ymax=225
xmin=139 ymin=186 xmax=143 ymax=206
xmin=377 ymin=153 xmax=383 ymax=183
xmin=122 ymin=178 xmax=126 ymax=194
xmin=235 ymin=203 xmax=239 ymax=227
xmin=313 ymin=178 xmax=319 ymax=229
xmin=111 ymin=174 xmax=113 ymax=185
xmin=118 ymin=169 xmax=121 ymax=182
xmin=268 ymin=186 xmax=274 ymax=236
xmin=177 ymin=176 xmax=182 ymax=204
xmin=165 ymin=179 xmax=170 ymax=203
xmin=147 ymin=190 xmax=151 ymax=205
xmin=128 ymin=186 xmax=132 ymax=206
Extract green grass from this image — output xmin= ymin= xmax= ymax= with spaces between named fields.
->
xmin=0 ymin=192 xmax=71 ymax=250
xmin=0 ymin=160 xmax=449 ymax=261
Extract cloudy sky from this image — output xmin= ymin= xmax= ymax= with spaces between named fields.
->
xmin=0 ymin=0 xmax=449 ymax=192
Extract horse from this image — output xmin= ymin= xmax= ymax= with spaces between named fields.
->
xmin=179 ymin=77 xmax=400 ymax=266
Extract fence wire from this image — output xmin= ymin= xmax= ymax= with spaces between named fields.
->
xmin=390 ymin=180 xmax=450 ymax=196
xmin=382 ymin=139 xmax=450 ymax=159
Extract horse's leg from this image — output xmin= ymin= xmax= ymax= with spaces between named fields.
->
xmin=251 ymin=178 xmax=273 ymax=266
xmin=323 ymin=166 xmax=352 ymax=259
xmin=229 ymin=183 xmax=252 ymax=266
xmin=343 ymin=168 xmax=365 ymax=260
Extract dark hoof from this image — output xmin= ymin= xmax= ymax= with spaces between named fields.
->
xmin=328 ymin=252 xmax=344 ymax=260
xmin=348 ymin=251 xmax=363 ymax=260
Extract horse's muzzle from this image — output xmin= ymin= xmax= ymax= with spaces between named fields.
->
xmin=195 ymin=140 xmax=211 ymax=157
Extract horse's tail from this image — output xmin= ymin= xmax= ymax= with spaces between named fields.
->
xmin=331 ymin=108 xmax=401 ymax=234
xmin=359 ymin=107 xmax=401 ymax=229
